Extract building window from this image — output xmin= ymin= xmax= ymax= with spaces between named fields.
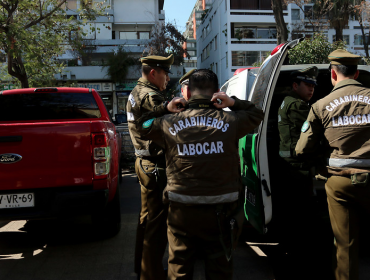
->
xmin=226 ymin=52 xmax=228 ymax=68
xmin=188 ymin=50 xmax=196 ymax=57
xmin=332 ymin=35 xmax=350 ymax=45
xmin=232 ymin=25 xmax=277 ymax=40
xmin=62 ymin=0 xmax=77 ymax=10
xmin=304 ymin=5 xmax=313 ymax=19
xmin=215 ymin=35 xmax=218 ymax=50
xmin=292 ymin=9 xmax=300 ymax=20
xmin=215 ymin=62 xmax=218 ymax=74
xmin=120 ymin=32 xmax=137 ymax=39
xmin=225 ymin=0 xmax=227 ymax=11
xmin=187 ymin=42 xmax=196 ymax=48
xmin=206 ymin=24 xmax=211 ymax=36
xmin=138 ymin=32 xmax=150 ymax=39
xmin=354 ymin=34 xmax=369 ymax=45
xmin=232 ymin=51 xmax=270 ymax=66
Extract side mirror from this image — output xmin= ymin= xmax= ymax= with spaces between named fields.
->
xmin=115 ymin=113 xmax=127 ymax=124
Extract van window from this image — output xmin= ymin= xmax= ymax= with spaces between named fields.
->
xmin=250 ymin=54 xmax=279 ymax=109
xmin=0 ymin=92 xmax=101 ymax=121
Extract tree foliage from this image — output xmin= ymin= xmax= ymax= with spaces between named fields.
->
xmin=103 ymin=46 xmax=137 ymax=84
xmin=288 ymin=33 xmax=347 ymax=64
xmin=143 ymin=22 xmax=190 ymax=65
xmin=0 ymin=0 xmax=105 ymax=88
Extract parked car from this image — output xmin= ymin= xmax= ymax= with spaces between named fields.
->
xmin=0 ymin=87 xmax=122 ymax=236
xmin=220 ymin=67 xmax=259 ymax=110
xmin=221 ymin=38 xmax=370 ymax=234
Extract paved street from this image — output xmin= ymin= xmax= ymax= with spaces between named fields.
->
xmin=0 ymin=172 xmax=369 ymax=280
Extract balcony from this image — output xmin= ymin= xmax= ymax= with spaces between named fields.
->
xmin=55 ymin=65 xmax=184 ymax=82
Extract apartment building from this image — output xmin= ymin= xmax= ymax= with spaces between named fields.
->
xmin=55 ymin=0 xmax=182 ymax=117
xmin=196 ymin=0 xmax=370 ymax=86
xmin=182 ymin=0 xmax=214 ymax=73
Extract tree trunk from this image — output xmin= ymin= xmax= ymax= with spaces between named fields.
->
xmin=359 ymin=17 xmax=369 ymax=58
xmin=335 ymin=25 xmax=343 ymax=42
xmin=7 ymin=52 xmax=29 ymax=88
xmin=271 ymin=0 xmax=288 ymax=44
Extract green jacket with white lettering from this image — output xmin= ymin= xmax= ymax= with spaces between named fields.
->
xmin=135 ymin=95 xmax=264 ymax=204
xmin=126 ymin=77 xmax=166 ymax=158
xmin=296 ymin=79 xmax=370 ymax=175
xmin=278 ymin=90 xmax=310 ymax=161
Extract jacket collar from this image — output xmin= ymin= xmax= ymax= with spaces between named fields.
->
xmin=187 ymin=94 xmax=218 ymax=109
xmin=137 ymin=77 xmax=160 ymax=92
xmin=332 ymin=79 xmax=362 ymax=93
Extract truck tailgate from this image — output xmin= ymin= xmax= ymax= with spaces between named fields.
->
xmin=0 ymin=122 xmax=93 ymax=190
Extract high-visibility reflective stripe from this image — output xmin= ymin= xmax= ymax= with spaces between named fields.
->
xmin=279 ymin=150 xmax=291 ymax=158
xmin=329 ymin=158 xmax=370 ymax=168
xmin=135 ymin=149 xmax=150 ymax=157
xmin=127 ymin=112 xmax=135 ymax=121
xmin=168 ymin=191 xmax=239 ymax=204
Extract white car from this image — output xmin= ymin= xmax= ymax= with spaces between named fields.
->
xmin=222 ymin=38 xmax=370 ymax=234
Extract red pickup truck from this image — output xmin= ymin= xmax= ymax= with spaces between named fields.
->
xmin=0 ymin=87 xmax=122 ymax=236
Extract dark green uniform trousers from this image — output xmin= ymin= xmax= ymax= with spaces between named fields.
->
xmin=134 ymin=157 xmax=168 ymax=280
xmin=326 ymin=175 xmax=370 ymax=280
xmin=167 ymin=201 xmax=238 ymax=280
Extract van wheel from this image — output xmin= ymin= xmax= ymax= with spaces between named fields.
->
xmin=92 ymin=187 xmax=121 ymax=238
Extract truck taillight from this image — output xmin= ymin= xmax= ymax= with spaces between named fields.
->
xmin=92 ymin=133 xmax=110 ymax=177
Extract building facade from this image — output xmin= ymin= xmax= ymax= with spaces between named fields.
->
xmin=55 ymin=0 xmax=182 ymax=118
xmin=196 ymin=0 xmax=370 ymax=87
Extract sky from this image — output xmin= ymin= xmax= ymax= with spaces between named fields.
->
xmin=163 ymin=0 xmax=198 ymax=33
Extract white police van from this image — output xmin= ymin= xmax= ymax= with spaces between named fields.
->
xmin=222 ymin=38 xmax=370 ymax=234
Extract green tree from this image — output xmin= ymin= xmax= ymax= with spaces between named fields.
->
xmin=103 ymin=46 xmax=137 ymax=84
xmin=143 ymin=22 xmax=190 ymax=65
xmin=0 ymin=0 xmax=104 ymax=88
xmin=288 ymin=33 xmax=347 ymax=64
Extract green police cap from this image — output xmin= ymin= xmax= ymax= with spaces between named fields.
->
xmin=141 ymin=54 xmax=174 ymax=73
xmin=328 ymin=49 xmax=362 ymax=65
xmin=179 ymin=69 xmax=196 ymax=85
xmin=291 ymin=66 xmax=319 ymax=85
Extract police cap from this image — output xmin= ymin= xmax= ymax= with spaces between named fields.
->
xmin=328 ymin=49 xmax=362 ymax=66
xmin=179 ymin=69 xmax=196 ymax=85
xmin=291 ymin=66 xmax=319 ymax=86
xmin=141 ymin=54 xmax=174 ymax=73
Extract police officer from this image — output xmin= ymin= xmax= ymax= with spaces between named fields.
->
xmin=135 ymin=69 xmax=264 ymax=279
xmin=127 ymin=54 xmax=174 ymax=280
xmin=179 ymin=69 xmax=196 ymax=101
xmin=296 ymin=50 xmax=370 ymax=280
xmin=278 ymin=66 xmax=318 ymax=169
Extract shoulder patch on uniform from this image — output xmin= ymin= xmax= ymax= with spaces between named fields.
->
xmin=129 ymin=93 xmax=136 ymax=107
xmin=301 ymin=120 xmax=310 ymax=133
xmin=149 ymin=92 xmax=158 ymax=96
xmin=280 ymin=100 xmax=285 ymax=109
xmin=142 ymin=118 xmax=155 ymax=129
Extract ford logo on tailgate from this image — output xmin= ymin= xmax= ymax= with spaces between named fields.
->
xmin=0 ymin=154 xmax=22 ymax=164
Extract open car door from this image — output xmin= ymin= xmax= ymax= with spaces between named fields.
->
xmin=240 ymin=38 xmax=304 ymax=234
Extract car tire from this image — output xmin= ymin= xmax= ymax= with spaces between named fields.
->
xmin=92 ymin=186 xmax=121 ymax=238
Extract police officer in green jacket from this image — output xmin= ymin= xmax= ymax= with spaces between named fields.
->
xmin=126 ymin=54 xmax=173 ymax=280
xmin=278 ymin=66 xmax=318 ymax=163
xmin=277 ymin=66 xmax=320 ymax=278
xmin=296 ymin=50 xmax=369 ymax=280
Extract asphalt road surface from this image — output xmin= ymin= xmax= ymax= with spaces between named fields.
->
xmin=0 ymin=172 xmax=369 ymax=279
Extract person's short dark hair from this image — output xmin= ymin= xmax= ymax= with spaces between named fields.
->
xmin=332 ymin=64 xmax=358 ymax=77
xmin=142 ymin=65 xmax=164 ymax=76
xmin=292 ymin=78 xmax=302 ymax=86
xmin=188 ymin=69 xmax=218 ymax=94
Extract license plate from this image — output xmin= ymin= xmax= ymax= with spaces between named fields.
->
xmin=0 ymin=193 xmax=34 ymax=209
